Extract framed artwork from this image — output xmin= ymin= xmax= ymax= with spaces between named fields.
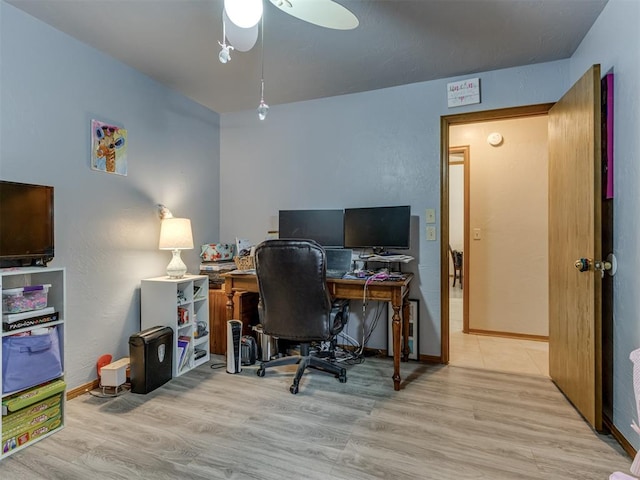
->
xmin=387 ymin=299 xmax=418 ymax=360
xmin=91 ymin=119 xmax=128 ymax=176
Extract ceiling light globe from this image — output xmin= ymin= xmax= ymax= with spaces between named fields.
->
xmin=224 ymin=0 xmax=263 ymax=29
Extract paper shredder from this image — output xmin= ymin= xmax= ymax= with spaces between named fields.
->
xmin=129 ymin=326 xmax=173 ymax=394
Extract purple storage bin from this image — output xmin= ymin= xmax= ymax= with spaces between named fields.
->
xmin=2 ymin=326 xmax=62 ymax=394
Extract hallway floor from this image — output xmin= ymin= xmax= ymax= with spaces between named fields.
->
xmin=448 ymin=286 xmax=549 ymax=377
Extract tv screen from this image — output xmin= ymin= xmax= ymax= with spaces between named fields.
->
xmin=344 ymin=205 xmax=411 ymax=251
xmin=0 ymin=181 xmax=54 ymax=266
xmin=278 ymin=209 xmax=344 ymax=247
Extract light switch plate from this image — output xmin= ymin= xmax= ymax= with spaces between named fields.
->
xmin=426 ymin=209 xmax=436 ymax=224
xmin=426 ymin=226 xmax=437 ymax=241
xmin=473 ymin=228 xmax=481 ymax=240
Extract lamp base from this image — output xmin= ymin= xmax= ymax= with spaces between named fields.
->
xmin=166 ymin=249 xmax=187 ymax=278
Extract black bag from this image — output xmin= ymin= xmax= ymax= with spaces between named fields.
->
xmin=241 ymin=335 xmax=257 ymax=365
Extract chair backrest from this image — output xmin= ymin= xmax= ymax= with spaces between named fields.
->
xmin=449 ymin=244 xmax=462 ymax=267
xmin=255 ymin=239 xmax=334 ymax=342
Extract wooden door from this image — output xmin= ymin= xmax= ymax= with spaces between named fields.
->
xmin=548 ymin=65 xmax=602 ymax=430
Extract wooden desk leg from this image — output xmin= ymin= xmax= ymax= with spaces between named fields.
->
xmin=402 ymin=296 xmax=410 ymax=362
xmin=225 ymin=290 xmax=235 ymax=321
xmin=391 ymin=302 xmax=402 ymax=391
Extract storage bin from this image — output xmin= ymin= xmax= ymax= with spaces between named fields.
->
xmin=2 ymin=327 xmax=62 ymax=394
xmin=2 ymin=285 xmax=51 ymax=314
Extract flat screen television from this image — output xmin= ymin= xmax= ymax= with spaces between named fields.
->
xmin=278 ymin=209 xmax=344 ymax=247
xmin=343 ymin=205 xmax=411 ymax=252
xmin=0 ymin=180 xmax=54 ymax=267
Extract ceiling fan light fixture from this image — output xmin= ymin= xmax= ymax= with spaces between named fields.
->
xmin=223 ymin=10 xmax=259 ymax=52
xmin=224 ymin=0 xmax=263 ymax=29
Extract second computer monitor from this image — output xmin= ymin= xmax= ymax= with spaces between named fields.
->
xmin=343 ymin=205 xmax=411 ymax=251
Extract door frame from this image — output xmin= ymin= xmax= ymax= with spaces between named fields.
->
xmin=448 ymin=146 xmax=470 ymax=332
xmin=439 ymin=103 xmax=554 ymax=364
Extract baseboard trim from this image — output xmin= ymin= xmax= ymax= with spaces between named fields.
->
xmin=419 ymin=354 xmax=442 ymax=363
xmin=467 ymin=328 xmax=548 ymax=342
xmin=604 ymin=415 xmax=636 ymax=460
xmin=67 ymin=379 xmax=100 ymax=400
xmin=67 ymin=353 xmax=442 ymax=399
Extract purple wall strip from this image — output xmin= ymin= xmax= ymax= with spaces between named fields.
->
xmin=606 ymin=72 xmax=614 ymax=199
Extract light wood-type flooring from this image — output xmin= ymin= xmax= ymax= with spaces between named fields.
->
xmin=1 ymin=356 xmax=630 ymax=479
xmin=449 ymin=287 xmax=550 ymax=376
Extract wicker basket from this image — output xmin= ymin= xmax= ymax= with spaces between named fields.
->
xmin=234 ymin=256 xmax=255 ymax=271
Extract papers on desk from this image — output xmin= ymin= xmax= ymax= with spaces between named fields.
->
xmin=362 ymin=254 xmax=414 ymax=263
xmin=199 ymin=261 xmax=236 ymax=272
xmin=228 ymin=269 xmax=256 ymax=274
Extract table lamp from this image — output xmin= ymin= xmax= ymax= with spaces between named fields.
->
xmin=159 ymin=217 xmax=194 ymax=278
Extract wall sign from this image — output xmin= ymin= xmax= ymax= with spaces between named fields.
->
xmin=447 ymin=78 xmax=481 ymax=108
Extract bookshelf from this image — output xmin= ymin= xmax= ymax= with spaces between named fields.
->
xmin=1 ymin=266 xmax=66 ymax=459
xmin=140 ymin=275 xmax=210 ymax=377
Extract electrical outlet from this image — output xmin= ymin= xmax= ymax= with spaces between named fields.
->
xmin=426 ymin=226 xmax=437 ymax=241
xmin=426 ymin=208 xmax=436 ymax=224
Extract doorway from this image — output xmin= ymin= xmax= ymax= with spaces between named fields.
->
xmin=441 ymin=104 xmax=553 ymax=375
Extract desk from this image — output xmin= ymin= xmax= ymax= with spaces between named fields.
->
xmin=224 ymin=272 xmax=414 ymax=391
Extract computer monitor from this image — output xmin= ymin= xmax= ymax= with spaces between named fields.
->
xmin=278 ymin=209 xmax=344 ymax=247
xmin=343 ymin=205 xmax=411 ymax=252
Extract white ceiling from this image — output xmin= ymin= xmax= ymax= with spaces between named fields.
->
xmin=6 ymin=0 xmax=608 ymax=113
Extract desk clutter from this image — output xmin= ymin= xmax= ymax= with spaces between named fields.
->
xmin=200 ymin=239 xmax=257 ymax=286
xmin=344 ymin=270 xmax=408 ymax=281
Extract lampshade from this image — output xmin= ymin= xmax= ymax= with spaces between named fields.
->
xmin=159 ymin=218 xmax=193 ymax=278
xmin=159 ymin=218 xmax=194 ymax=250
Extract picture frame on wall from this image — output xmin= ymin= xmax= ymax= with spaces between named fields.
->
xmin=387 ymin=299 xmax=418 ymax=360
xmin=91 ymin=119 xmax=128 ymax=176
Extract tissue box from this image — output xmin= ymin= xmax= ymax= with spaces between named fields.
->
xmin=200 ymin=244 xmax=235 ymax=262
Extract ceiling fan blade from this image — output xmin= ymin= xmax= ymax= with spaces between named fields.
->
xmin=268 ymin=0 xmax=359 ymax=30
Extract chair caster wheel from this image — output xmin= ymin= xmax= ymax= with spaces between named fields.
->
xmin=257 ymin=367 xmax=265 ymax=377
xmin=290 ymin=384 xmax=299 ymax=394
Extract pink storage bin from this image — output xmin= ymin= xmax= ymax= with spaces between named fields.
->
xmin=2 ymin=285 xmax=51 ymax=314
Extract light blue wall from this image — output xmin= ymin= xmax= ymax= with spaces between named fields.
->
xmin=221 ymin=60 xmax=569 ymax=354
xmin=3 ymin=0 xmax=638 ymax=451
xmin=569 ymin=0 xmax=640 ymax=449
xmin=0 ymin=2 xmax=221 ymax=388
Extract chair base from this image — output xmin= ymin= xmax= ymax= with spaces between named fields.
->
xmin=256 ymin=345 xmax=347 ymax=394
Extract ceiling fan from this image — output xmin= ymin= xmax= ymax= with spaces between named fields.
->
xmin=221 ymin=0 xmax=358 ymax=119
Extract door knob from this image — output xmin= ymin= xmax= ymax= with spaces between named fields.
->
xmin=574 ymin=254 xmax=617 ymax=277
xmin=575 ymin=258 xmax=591 ymax=272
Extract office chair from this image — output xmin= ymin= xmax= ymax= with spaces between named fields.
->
xmin=449 ymin=244 xmax=463 ymax=288
xmin=254 ymin=239 xmax=350 ymax=394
